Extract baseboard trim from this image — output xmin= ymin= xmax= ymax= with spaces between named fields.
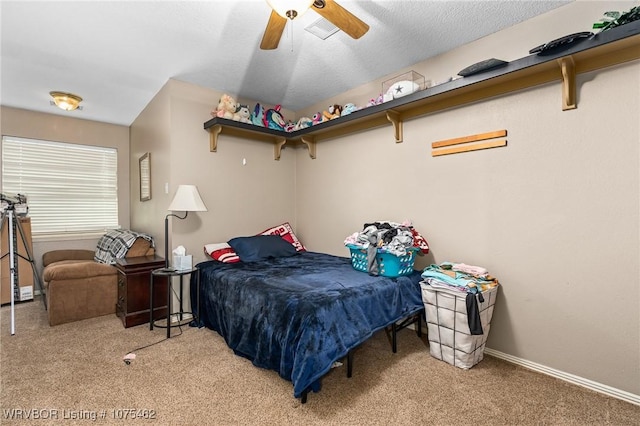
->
xmin=484 ymin=348 xmax=640 ymax=406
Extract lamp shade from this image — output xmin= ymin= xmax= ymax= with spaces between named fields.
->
xmin=267 ymin=0 xmax=314 ymax=19
xmin=167 ymin=185 xmax=208 ymax=212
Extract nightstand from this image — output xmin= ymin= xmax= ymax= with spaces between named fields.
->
xmin=115 ymin=255 xmax=167 ymax=328
xmin=149 ymin=267 xmax=199 ymax=338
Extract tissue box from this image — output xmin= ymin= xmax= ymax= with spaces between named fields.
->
xmin=172 ymin=255 xmax=193 ymax=271
xmin=382 ymin=71 xmax=426 ymax=99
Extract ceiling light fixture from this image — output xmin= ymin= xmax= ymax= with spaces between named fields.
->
xmin=267 ymin=0 xmax=314 ymax=20
xmin=49 ymin=91 xmax=83 ymax=111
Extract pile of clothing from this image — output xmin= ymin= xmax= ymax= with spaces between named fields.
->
xmin=344 ymin=221 xmax=429 ymax=275
xmin=421 ymin=262 xmax=499 ymax=335
xmin=344 ymin=220 xmax=429 ymax=255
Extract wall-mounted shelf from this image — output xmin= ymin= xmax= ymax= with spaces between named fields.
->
xmin=204 ymin=21 xmax=640 ymax=160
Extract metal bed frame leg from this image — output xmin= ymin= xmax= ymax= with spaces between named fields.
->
xmin=299 ymin=350 xmax=353 ymax=403
xmin=392 ymin=322 xmax=398 ymax=353
xmin=386 ymin=308 xmax=425 ymax=353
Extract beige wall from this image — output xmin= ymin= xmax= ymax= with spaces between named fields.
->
xmin=0 ymin=106 xmax=130 ymax=273
xmin=129 ymin=79 xmax=297 ymax=289
xmin=295 ymin=0 xmax=639 ymax=397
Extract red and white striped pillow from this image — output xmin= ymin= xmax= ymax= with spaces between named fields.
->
xmin=204 ymin=242 xmax=240 ymax=263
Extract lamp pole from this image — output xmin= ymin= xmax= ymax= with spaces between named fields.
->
xmin=164 ymin=211 xmax=188 ymax=271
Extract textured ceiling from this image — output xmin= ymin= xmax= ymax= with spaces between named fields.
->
xmin=1 ymin=0 xmax=573 ymax=126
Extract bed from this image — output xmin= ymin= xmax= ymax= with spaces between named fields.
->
xmin=190 ymin=250 xmax=424 ymax=402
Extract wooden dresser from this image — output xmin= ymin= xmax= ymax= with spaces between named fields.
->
xmin=115 ymin=255 xmax=167 ymax=328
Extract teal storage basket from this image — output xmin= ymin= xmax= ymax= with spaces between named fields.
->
xmin=347 ymin=245 xmax=418 ymax=277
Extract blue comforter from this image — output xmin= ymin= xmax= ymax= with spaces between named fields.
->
xmin=191 ymin=251 xmax=423 ymax=398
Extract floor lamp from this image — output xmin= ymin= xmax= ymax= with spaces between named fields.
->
xmin=163 ymin=185 xmax=207 ymax=271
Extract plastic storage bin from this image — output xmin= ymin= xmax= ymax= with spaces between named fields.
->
xmin=347 ymin=245 xmax=418 ymax=277
xmin=382 ymin=70 xmax=426 ymax=101
xmin=420 ymin=282 xmax=499 ymax=369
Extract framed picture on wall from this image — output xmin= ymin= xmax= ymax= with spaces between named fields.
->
xmin=139 ymin=152 xmax=151 ymax=201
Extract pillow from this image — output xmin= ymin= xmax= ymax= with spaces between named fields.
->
xmin=228 ymin=235 xmax=298 ymax=262
xmin=258 ymin=222 xmax=306 ymax=252
xmin=204 ymin=242 xmax=240 ymax=263
xmin=204 ymin=222 xmax=305 ymax=262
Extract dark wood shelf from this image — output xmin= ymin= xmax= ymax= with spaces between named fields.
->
xmin=204 ymin=20 xmax=640 ymax=160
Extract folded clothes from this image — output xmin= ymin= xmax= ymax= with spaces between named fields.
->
xmin=452 ymin=262 xmax=488 ymax=277
xmin=422 ymin=277 xmax=467 ymax=293
xmin=421 ymin=263 xmax=498 ymax=293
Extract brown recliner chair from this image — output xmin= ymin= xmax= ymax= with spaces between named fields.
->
xmin=42 ymin=238 xmax=154 ymax=326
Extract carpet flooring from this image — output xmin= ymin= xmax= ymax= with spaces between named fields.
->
xmin=1 ymin=298 xmax=639 ymax=425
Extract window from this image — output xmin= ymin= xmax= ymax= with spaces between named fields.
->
xmin=2 ymin=136 xmax=119 ymax=236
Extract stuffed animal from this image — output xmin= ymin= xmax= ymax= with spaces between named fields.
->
xmin=251 ymin=103 xmax=265 ymax=127
xmin=322 ymin=104 xmax=342 ymax=121
xmin=311 ymin=112 xmax=323 ymax=125
xmin=366 ymin=94 xmax=384 ymax=108
xmin=341 ymin=103 xmax=358 ymax=116
xmin=232 ymin=104 xmax=251 ymax=123
xmin=263 ymin=104 xmax=286 ymax=130
xmin=213 ymin=94 xmax=237 ymax=119
xmin=293 ymin=116 xmax=313 ymax=131
xmin=283 ymin=120 xmax=296 ymax=132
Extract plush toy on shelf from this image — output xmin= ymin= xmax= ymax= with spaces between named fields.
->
xmin=212 ymin=94 xmax=237 ymax=119
xmin=322 ymin=104 xmax=342 ymax=121
xmin=263 ymin=104 xmax=286 ymax=130
xmin=311 ymin=112 xmax=323 ymax=125
xmin=341 ymin=103 xmax=358 ymax=116
xmin=293 ymin=116 xmax=313 ymax=131
xmin=283 ymin=120 xmax=296 ymax=132
xmin=232 ymin=104 xmax=252 ymax=124
xmin=285 ymin=117 xmax=313 ymax=132
xmin=366 ymin=94 xmax=384 ymax=108
xmin=251 ymin=103 xmax=265 ymax=127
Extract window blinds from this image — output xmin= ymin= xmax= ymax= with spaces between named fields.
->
xmin=2 ymin=136 xmax=119 ymax=235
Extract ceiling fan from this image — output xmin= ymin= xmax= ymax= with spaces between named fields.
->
xmin=260 ymin=0 xmax=369 ymax=50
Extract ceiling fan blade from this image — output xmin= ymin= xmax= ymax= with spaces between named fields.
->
xmin=260 ymin=10 xmax=287 ymax=50
xmin=313 ymin=0 xmax=369 ymax=39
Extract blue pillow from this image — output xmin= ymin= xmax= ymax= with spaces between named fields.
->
xmin=228 ymin=235 xmax=298 ymax=262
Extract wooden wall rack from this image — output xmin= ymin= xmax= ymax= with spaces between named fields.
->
xmin=204 ymin=21 xmax=640 ymax=160
xmin=431 ymin=130 xmax=508 ymax=157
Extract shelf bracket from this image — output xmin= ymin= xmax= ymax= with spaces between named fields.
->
xmin=273 ymin=137 xmax=287 ymax=160
xmin=386 ymin=110 xmax=403 ymax=143
xmin=558 ymin=56 xmax=576 ymax=111
xmin=300 ymin=136 xmax=317 ymax=159
xmin=208 ymin=124 xmax=222 ymax=152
